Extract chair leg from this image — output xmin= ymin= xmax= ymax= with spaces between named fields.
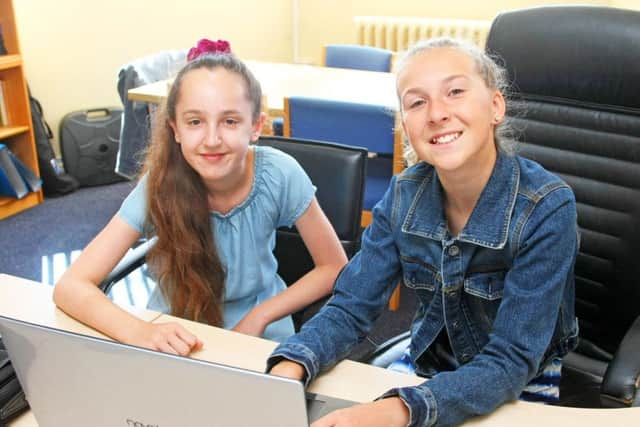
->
xmin=388 ymin=284 xmax=401 ymax=311
xmin=361 ymin=210 xmax=373 ymax=228
xmin=360 ymin=210 xmax=401 ymax=310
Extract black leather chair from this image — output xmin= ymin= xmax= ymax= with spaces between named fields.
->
xmin=257 ymin=136 xmax=366 ymax=328
xmin=486 ymin=5 xmax=640 ymax=408
xmin=101 ymin=136 xmax=367 ymax=331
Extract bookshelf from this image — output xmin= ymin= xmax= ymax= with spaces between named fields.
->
xmin=0 ymin=0 xmax=42 ymax=220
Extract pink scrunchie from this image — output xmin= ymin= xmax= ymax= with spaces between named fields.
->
xmin=187 ymin=38 xmax=232 ymax=61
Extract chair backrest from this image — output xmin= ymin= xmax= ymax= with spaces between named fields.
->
xmin=257 ymin=136 xmax=366 ymax=326
xmin=284 ymin=96 xmax=396 ymax=213
xmin=284 ymin=96 xmax=395 ymax=155
xmin=323 ymin=44 xmax=392 ymax=72
xmin=486 ymin=6 xmax=640 ymax=356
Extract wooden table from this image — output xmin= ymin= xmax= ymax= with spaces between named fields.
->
xmin=0 ymin=275 xmax=160 ymax=427
xmin=127 ymin=60 xmax=399 ymax=117
xmin=1 ymin=274 xmax=638 ymax=426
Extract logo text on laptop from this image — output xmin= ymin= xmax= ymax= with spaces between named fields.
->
xmin=126 ymin=418 xmax=158 ymax=427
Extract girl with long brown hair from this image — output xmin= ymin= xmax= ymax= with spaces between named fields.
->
xmin=54 ymin=40 xmax=347 ymax=355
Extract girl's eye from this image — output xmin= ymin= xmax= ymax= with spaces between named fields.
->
xmin=407 ymin=99 xmax=425 ymax=109
xmin=224 ymin=118 xmax=239 ymax=127
xmin=449 ymin=88 xmax=465 ymax=96
xmin=187 ymin=118 xmax=201 ymax=126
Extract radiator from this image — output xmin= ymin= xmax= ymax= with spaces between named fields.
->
xmin=355 ymin=16 xmax=491 ymax=51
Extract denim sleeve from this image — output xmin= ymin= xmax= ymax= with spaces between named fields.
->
xmin=267 ymin=175 xmax=403 ymax=383
xmin=394 ymin=186 xmax=578 ymax=427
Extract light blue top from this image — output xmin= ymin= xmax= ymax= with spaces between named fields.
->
xmin=117 ymin=145 xmax=316 ymax=341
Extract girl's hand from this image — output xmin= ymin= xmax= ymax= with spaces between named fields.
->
xmin=231 ymin=306 xmax=269 ymax=337
xmin=128 ymin=321 xmax=203 ymax=356
xmin=311 ymin=398 xmax=410 ymax=427
xmin=269 ymin=360 xmax=306 ymax=381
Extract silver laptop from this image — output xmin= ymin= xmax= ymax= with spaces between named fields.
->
xmin=0 ymin=315 xmax=356 ymax=427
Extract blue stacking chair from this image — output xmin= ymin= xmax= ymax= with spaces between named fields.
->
xmin=323 ymin=44 xmax=393 ymax=72
xmin=272 ymin=44 xmax=393 ymax=136
xmin=283 ymin=96 xmax=398 ymax=228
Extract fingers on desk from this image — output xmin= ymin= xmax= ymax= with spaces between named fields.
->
xmin=148 ymin=322 xmax=201 ymax=356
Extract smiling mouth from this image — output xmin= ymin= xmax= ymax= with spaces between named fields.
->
xmin=201 ymin=153 xmax=225 ymax=160
xmin=430 ymin=132 xmax=462 ymax=145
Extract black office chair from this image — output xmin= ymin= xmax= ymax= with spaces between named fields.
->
xmin=101 ymin=136 xmax=367 ymax=331
xmin=257 ymin=136 xmax=366 ymax=328
xmin=361 ymin=5 xmax=640 ymax=407
xmin=283 ymin=96 xmax=397 ymax=228
xmin=485 ymin=5 xmax=640 ymax=408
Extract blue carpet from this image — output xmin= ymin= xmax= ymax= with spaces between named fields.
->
xmin=0 ymin=181 xmax=134 ymax=284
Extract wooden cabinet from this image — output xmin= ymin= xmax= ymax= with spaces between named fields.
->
xmin=0 ymin=0 xmax=42 ymax=220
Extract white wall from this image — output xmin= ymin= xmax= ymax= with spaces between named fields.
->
xmin=612 ymin=0 xmax=640 ymax=9
xmin=14 ymin=0 xmax=639 ymax=154
xmin=14 ymin=0 xmax=292 ymax=153
xmin=295 ymin=0 xmax=612 ymax=64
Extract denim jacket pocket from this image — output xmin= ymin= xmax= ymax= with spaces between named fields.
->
xmin=462 ymin=271 xmax=506 ymax=336
xmin=402 ymin=257 xmax=438 ymax=291
xmin=401 ymin=256 xmax=439 ymax=306
xmin=463 ymin=271 xmax=506 ymax=300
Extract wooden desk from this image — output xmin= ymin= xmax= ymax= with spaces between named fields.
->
xmin=0 ymin=275 xmax=160 ymax=336
xmin=150 ymin=314 xmax=422 ymax=404
xmin=0 ymin=274 xmax=160 ymax=427
xmin=127 ymin=60 xmax=398 ymax=117
xmin=1 ymin=274 xmax=639 ymax=426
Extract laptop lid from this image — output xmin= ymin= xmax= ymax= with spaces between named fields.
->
xmin=0 ymin=315 xmax=313 ymax=427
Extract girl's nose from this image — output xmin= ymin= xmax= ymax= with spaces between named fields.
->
xmin=204 ymin=125 xmax=222 ymax=146
xmin=427 ymin=99 xmax=450 ymax=124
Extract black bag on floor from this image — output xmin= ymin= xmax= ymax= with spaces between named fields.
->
xmin=0 ymin=338 xmax=28 ymax=425
xmin=60 ymin=108 xmax=126 ymax=187
xmin=29 ymin=89 xmax=79 ymax=197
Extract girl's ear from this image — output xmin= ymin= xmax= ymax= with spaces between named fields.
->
xmin=168 ymin=119 xmax=180 ymax=143
xmin=251 ymin=112 xmax=267 ymax=142
xmin=491 ymin=90 xmax=507 ymax=124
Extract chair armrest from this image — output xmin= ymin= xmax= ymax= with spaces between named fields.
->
xmin=601 ymin=315 xmax=640 ymax=407
xmin=367 ymin=331 xmax=411 ymax=367
xmin=99 ymin=237 xmax=157 ymax=295
xmin=355 ymin=330 xmax=411 ymax=367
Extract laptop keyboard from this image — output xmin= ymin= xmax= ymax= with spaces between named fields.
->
xmin=305 ymin=392 xmax=357 ymax=423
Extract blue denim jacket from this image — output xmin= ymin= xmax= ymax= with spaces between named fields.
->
xmin=268 ymin=152 xmax=579 ymax=427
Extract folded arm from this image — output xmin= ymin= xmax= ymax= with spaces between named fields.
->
xmin=232 ymin=197 xmax=348 ymax=336
xmin=53 ymin=215 xmax=202 ymax=355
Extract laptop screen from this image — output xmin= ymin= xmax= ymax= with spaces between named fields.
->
xmin=0 ymin=315 xmax=311 ymax=427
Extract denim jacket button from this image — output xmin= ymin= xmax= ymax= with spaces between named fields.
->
xmin=452 ymin=321 xmax=460 ymax=329
xmin=447 ymin=245 xmax=460 ymax=257
xmin=449 ymin=291 xmax=458 ymax=299
xmin=461 ymin=353 xmax=471 ymax=362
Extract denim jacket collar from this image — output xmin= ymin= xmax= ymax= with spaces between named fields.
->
xmin=402 ymin=152 xmax=520 ymax=249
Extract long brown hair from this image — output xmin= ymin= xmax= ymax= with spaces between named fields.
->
xmin=142 ymin=53 xmax=262 ymax=326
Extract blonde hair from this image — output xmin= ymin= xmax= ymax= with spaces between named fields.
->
xmin=394 ymin=37 xmax=515 ymax=167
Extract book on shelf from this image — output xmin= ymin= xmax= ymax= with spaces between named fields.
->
xmin=0 ymin=143 xmax=41 ymax=198
xmin=0 ymin=24 xmax=6 ymax=55
xmin=0 ymin=80 xmax=9 ymax=126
